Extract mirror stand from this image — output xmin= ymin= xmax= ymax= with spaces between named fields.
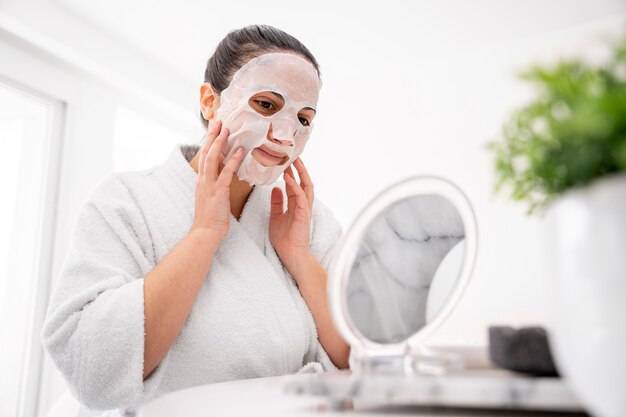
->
xmin=350 ymin=344 xmax=465 ymax=376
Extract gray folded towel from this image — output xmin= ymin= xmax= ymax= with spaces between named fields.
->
xmin=488 ymin=326 xmax=559 ymax=377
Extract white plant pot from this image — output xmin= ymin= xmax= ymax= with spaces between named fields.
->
xmin=545 ymin=172 xmax=626 ymax=417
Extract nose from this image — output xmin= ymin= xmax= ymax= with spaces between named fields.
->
xmin=267 ymin=120 xmax=297 ymax=146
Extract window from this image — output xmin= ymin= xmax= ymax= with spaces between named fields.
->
xmin=0 ymin=79 xmax=65 ymax=417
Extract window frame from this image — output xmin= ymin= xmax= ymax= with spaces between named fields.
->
xmin=0 ymin=66 xmax=66 ymax=417
xmin=0 ymin=27 xmax=200 ymax=417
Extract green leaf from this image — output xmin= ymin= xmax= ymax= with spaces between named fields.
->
xmin=489 ymin=26 xmax=626 ymax=214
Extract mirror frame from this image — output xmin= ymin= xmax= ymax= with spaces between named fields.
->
xmin=328 ymin=176 xmax=478 ymax=356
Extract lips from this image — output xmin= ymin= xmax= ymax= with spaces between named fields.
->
xmin=258 ymin=145 xmax=287 ymax=158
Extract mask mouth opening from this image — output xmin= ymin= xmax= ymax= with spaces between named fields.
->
xmin=253 ymin=145 xmax=290 ymax=166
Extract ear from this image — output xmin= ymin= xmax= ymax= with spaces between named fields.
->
xmin=199 ymin=83 xmax=220 ymax=121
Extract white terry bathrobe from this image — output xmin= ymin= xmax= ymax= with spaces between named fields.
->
xmin=41 ymin=144 xmax=343 ymax=415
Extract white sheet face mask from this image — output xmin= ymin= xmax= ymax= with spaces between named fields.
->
xmin=214 ymin=52 xmax=321 ymax=186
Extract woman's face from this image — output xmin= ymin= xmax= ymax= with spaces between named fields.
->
xmin=247 ymin=90 xmax=316 ymax=167
xmin=207 ymin=52 xmax=321 ymax=186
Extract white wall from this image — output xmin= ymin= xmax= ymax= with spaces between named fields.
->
xmin=1 ymin=0 xmax=625 ymax=415
xmin=401 ymin=15 xmax=626 ymax=346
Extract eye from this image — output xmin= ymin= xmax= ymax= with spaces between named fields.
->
xmin=298 ymin=117 xmax=310 ymax=126
xmin=254 ymin=100 xmax=275 ymax=110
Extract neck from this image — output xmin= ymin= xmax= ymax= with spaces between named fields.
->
xmin=189 ymin=149 xmax=254 ymax=221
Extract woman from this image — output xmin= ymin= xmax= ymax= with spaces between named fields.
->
xmin=41 ymin=24 xmax=350 ymax=415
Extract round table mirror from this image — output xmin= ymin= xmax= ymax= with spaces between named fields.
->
xmin=328 ymin=176 xmax=478 ymax=370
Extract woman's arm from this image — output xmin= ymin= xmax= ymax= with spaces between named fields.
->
xmin=269 ymin=158 xmax=350 ymax=369
xmin=144 ymin=120 xmax=244 ymax=380
xmin=288 ymin=252 xmax=351 ymax=369
xmin=40 ymin=123 xmax=242 ymax=409
xmin=142 ymin=230 xmax=220 ymax=380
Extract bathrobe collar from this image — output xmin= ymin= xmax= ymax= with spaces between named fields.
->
xmin=163 ymin=143 xmax=279 ymax=254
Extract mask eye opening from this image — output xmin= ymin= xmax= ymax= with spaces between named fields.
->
xmin=248 ymin=91 xmax=285 ymax=116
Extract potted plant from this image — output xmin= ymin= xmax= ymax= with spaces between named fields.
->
xmin=489 ymin=31 xmax=626 ymax=417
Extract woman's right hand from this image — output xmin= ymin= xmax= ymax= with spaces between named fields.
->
xmin=190 ymin=120 xmax=245 ymax=241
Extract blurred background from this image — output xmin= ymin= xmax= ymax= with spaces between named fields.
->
xmin=1 ymin=0 xmax=625 ymax=416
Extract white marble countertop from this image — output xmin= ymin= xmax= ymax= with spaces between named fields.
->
xmin=136 ymin=370 xmax=588 ymax=417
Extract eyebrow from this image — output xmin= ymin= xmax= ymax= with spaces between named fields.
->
xmin=266 ymin=91 xmax=316 ymax=114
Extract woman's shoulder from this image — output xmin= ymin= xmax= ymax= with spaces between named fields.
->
xmin=308 ymin=192 xmax=343 ymax=268
xmin=85 ymin=154 xmax=174 ymax=206
xmin=77 ymin=167 xmax=165 ymax=234
xmin=85 ymin=144 xmax=195 ymax=214
xmin=311 ymin=195 xmax=341 ymax=232
xmin=84 ymin=170 xmax=146 ymax=210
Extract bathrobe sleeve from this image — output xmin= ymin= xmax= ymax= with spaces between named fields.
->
xmin=303 ymin=197 xmax=346 ymax=371
xmin=41 ymin=174 xmax=170 ymax=411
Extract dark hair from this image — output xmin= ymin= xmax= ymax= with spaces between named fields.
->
xmin=199 ymin=24 xmax=320 ymax=129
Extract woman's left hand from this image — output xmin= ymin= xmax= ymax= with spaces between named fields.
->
xmin=269 ymin=157 xmax=315 ymax=276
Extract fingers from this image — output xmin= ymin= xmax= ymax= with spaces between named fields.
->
xmin=283 ymin=170 xmax=309 ymax=219
xmin=197 ymin=120 xmax=222 ymax=176
xmin=293 ymin=158 xmax=314 ymax=211
xmin=270 ymin=187 xmax=284 ymax=216
xmin=216 ymin=147 xmax=244 ymax=187
xmin=204 ymin=126 xmax=230 ymax=181
xmin=284 ymin=166 xmax=297 ymax=214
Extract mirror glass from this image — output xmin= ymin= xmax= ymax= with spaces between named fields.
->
xmin=346 ymin=194 xmax=466 ymax=344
